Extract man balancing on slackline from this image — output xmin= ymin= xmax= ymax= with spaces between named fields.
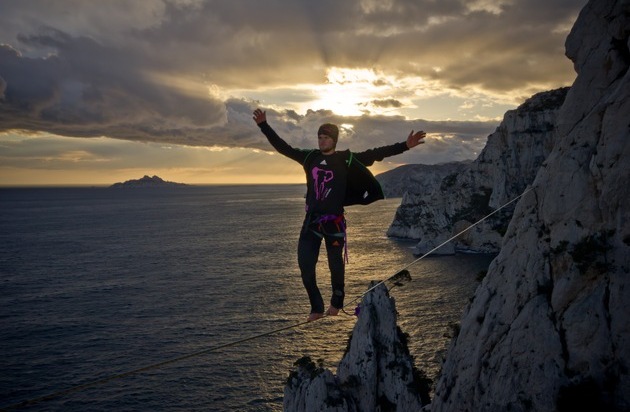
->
xmin=253 ymin=108 xmax=426 ymax=322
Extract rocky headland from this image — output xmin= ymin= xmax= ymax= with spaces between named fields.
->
xmin=109 ymin=175 xmax=187 ymax=188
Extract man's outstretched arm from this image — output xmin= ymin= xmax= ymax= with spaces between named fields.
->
xmin=354 ymin=130 xmax=426 ymax=166
xmin=253 ymin=108 xmax=306 ymax=163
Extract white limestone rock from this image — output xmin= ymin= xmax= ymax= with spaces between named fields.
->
xmin=284 ymin=362 xmax=348 ymax=412
xmin=377 ymin=162 xmax=470 ymax=199
xmin=386 ymin=87 xmax=567 ymax=255
xmin=431 ymin=0 xmax=630 ymax=410
xmin=283 ymin=283 xmax=430 ymax=411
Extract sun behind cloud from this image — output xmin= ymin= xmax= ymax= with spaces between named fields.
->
xmin=305 ymin=67 xmax=409 ymax=117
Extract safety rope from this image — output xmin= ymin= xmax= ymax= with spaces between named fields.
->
xmin=1 ymin=186 xmax=534 ymax=411
xmin=342 ymin=185 xmax=534 ymax=310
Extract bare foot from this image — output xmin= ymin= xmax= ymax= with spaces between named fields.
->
xmin=307 ymin=313 xmax=324 ymax=322
xmin=325 ymin=306 xmax=340 ymax=316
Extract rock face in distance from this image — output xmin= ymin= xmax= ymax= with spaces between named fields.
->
xmin=431 ymin=0 xmax=630 ymax=411
xmin=377 ymin=162 xmax=471 ymax=199
xmin=283 ymin=283 xmax=430 ymax=411
xmin=386 ymin=87 xmax=568 ymax=256
xmin=109 ymin=175 xmax=187 ymax=188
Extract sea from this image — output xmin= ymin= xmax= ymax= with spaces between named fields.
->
xmin=0 ymin=185 xmax=494 ymax=411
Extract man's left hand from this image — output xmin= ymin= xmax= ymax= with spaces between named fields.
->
xmin=406 ymin=130 xmax=426 ymax=148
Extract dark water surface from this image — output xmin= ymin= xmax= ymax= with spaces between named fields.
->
xmin=0 ymin=185 xmax=493 ymax=411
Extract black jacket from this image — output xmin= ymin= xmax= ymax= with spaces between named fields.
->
xmin=257 ymin=121 xmax=408 ymax=210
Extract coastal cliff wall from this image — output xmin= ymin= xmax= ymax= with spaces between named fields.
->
xmin=431 ymin=0 xmax=630 ymax=410
xmin=385 ymin=87 xmax=567 ymax=255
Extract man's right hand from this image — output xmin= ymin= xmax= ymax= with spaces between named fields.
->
xmin=253 ymin=109 xmax=267 ymax=124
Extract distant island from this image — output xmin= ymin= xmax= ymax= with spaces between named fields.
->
xmin=109 ymin=175 xmax=188 ymax=188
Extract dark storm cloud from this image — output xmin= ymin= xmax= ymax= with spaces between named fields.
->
xmin=0 ymin=30 xmax=227 ymax=144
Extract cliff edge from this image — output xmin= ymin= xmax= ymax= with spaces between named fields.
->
xmin=431 ymin=0 xmax=630 ymax=410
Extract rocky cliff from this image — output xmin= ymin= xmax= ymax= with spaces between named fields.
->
xmin=386 ymin=87 xmax=568 ymax=255
xmin=283 ymin=283 xmax=431 ymax=411
xmin=431 ymin=0 xmax=630 ymax=411
xmin=377 ymin=161 xmax=471 ymax=199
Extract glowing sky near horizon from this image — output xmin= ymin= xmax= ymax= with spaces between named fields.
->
xmin=0 ymin=0 xmax=587 ymax=185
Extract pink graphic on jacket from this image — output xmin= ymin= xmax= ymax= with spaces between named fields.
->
xmin=312 ymin=167 xmax=334 ymax=200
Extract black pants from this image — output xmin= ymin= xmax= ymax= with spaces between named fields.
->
xmin=298 ymin=221 xmax=345 ymax=314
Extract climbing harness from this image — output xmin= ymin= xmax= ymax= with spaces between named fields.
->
xmin=2 ymin=186 xmax=534 ymax=411
xmin=313 ymin=213 xmax=349 ymax=263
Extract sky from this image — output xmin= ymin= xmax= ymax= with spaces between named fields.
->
xmin=0 ymin=0 xmax=588 ymax=186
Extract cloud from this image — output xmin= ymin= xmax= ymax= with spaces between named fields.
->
xmin=0 ymin=0 xmax=585 ymax=156
xmin=0 ymin=74 xmax=6 ymax=100
xmin=0 ymin=30 xmax=228 ymax=142
xmin=371 ymin=98 xmax=403 ymax=108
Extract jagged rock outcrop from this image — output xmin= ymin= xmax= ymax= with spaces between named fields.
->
xmin=386 ymin=88 xmax=568 ymax=255
xmin=377 ymin=162 xmax=471 ymax=199
xmin=431 ymin=1 xmax=630 ymax=411
xmin=284 ymin=283 xmax=431 ymax=411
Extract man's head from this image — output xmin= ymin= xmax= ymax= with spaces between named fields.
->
xmin=317 ymin=123 xmax=339 ymax=154
xmin=318 ymin=123 xmax=339 ymax=142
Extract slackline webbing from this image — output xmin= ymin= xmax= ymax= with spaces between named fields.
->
xmin=344 ymin=185 xmax=534 ymax=309
xmin=1 ymin=317 xmax=326 ymax=411
xmin=1 ymin=186 xmax=534 ymax=411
